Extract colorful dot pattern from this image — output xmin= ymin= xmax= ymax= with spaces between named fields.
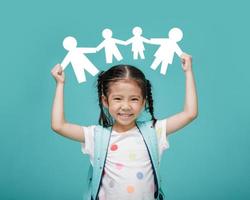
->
xmin=94 ymin=120 xmax=167 ymax=199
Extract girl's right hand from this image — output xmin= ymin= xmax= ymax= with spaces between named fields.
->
xmin=181 ymin=53 xmax=192 ymax=72
xmin=51 ymin=64 xmax=65 ymax=84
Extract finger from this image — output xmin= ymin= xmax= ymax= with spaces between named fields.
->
xmin=181 ymin=58 xmax=185 ymax=65
xmin=51 ymin=64 xmax=60 ymax=73
xmin=56 ymin=64 xmax=62 ymax=72
xmin=58 ymin=66 xmax=63 ymax=74
xmin=51 ymin=65 xmax=57 ymax=74
xmin=54 ymin=67 xmax=61 ymax=76
xmin=55 ymin=63 xmax=61 ymax=68
xmin=51 ymin=67 xmax=57 ymax=76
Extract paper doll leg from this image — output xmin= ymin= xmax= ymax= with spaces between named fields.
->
xmin=150 ymin=58 xmax=162 ymax=70
xmin=74 ymin=66 xmax=86 ymax=83
xmin=84 ymin=63 xmax=99 ymax=76
xmin=106 ymin=52 xmax=113 ymax=64
xmin=139 ymin=51 xmax=145 ymax=59
xmin=113 ymin=50 xmax=123 ymax=61
xmin=160 ymin=60 xmax=169 ymax=75
xmin=133 ymin=51 xmax=139 ymax=60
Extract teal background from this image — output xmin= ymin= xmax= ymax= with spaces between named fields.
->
xmin=0 ymin=0 xmax=249 ymax=199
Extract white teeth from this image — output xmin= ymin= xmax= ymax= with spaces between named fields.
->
xmin=119 ymin=113 xmax=132 ymax=117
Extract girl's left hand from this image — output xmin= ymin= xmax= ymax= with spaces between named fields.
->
xmin=181 ymin=53 xmax=192 ymax=72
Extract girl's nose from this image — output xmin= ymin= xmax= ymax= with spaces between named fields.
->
xmin=121 ymin=102 xmax=131 ymax=110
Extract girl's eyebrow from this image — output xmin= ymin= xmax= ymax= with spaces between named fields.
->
xmin=130 ymin=95 xmax=141 ymax=98
xmin=111 ymin=94 xmax=123 ymax=97
xmin=110 ymin=94 xmax=141 ymax=98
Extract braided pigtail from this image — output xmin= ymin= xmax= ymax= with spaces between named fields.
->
xmin=97 ymin=71 xmax=109 ymax=127
xmin=146 ymin=79 xmax=157 ymax=127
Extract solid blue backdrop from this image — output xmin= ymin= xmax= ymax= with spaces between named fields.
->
xmin=0 ymin=0 xmax=249 ymax=199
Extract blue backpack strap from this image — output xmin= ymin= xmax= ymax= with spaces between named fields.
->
xmin=136 ymin=120 xmax=165 ymax=200
xmin=84 ymin=164 xmax=93 ymax=200
xmin=136 ymin=120 xmax=159 ymax=169
xmin=91 ymin=125 xmax=112 ymax=200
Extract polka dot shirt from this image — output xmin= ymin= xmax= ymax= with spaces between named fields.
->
xmin=81 ymin=119 xmax=169 ymax=200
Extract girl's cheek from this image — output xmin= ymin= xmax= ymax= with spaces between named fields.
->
xmin=112 ymin=103 xmax=120 ymax=109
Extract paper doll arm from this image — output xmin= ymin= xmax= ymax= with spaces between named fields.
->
xmin=114 ymin=38 xmax=127 ymax=45
xmin=149 ymin=38 xmax=166 ymax=45
xmin=61 ymin=53 xmax=71 ymax=70
xmin=164 ymin=53 xmax=198 ymax=135
xmin=141 ymin=36 xmax=151 ymax=44
xmin=78 ymin=47 xmax=97 ymax=53
xmin=174 ymin=44 xmax=184 ymax=57
xmin=96 ymin=41 xmax=105 ymax=52
xmin=124 ymin=37 xmax=133 ymax=45
xmin=50 ymin=64 xmax=85 ymax=143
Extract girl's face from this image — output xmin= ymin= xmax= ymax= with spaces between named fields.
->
xmin=102 ymin=79 xmax=146 ymax=132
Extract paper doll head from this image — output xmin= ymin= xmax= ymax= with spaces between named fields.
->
xmin=102 ymin=29 xmax=113 ymax=39
xmin=132 ymin=26 xmax=142 ymax=36
xmin=168 ymin=28 xmax=183 ymax=42
xmin=63 ymin=36 xmax=77 ymax=51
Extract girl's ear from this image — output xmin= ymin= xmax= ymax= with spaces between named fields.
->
xmin=101 ymin=95 xmax=109 ymax=108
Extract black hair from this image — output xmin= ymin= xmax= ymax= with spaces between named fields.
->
xmin=97 ymin=64 xmax=157 ymax=127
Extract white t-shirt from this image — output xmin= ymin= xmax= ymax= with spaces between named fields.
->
xmin=81 ymin=119 xmax=169 ymax=200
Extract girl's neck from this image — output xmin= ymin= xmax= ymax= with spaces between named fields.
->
xmin=112 ymin=122 xmax=136 ymax=133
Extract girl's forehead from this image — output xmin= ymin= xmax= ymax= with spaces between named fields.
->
xmin=108 ymin=79 xmax=142 ymax=95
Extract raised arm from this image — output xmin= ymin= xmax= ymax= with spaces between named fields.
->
xmin=166 ymin=53 xmax=198 ymax=135
xmin=50 ymin=64 xmax=84 ymax=142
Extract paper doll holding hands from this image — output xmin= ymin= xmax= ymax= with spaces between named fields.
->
xmin=96 ymin=28 xmax=127 ymax=64
xmin=61 ymin=36 xmax=99 ymax=83
xmin=125 ymin=26 xmax=151 ymax=60
xmin=150 ymin=27 xmax=184 ymax=75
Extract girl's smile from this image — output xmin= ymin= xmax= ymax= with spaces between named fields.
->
xmin=117 ymin=113 xmax=134 ymax=122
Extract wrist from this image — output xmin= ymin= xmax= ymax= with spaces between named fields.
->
xmin=56 ymin=82 xmax=65 ymax=87
xmin=184 ymin=68 xmax=193 ymax=75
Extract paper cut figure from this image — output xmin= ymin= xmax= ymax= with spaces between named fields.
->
xmin=96 ymin=28 xmax=127 ymax=64
xmin=61 ymin=36 xmax=99 ymax=83
xmin=150 ymin=27 xmax=184 ymax=75
xmin=125 ymin=26 xmax=150 ymax=60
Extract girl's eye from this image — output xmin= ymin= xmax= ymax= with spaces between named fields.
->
xmin=131 ymin=98 xmax=139 ymax=101
xmin=114 ymin=98 xmax=121 ymax=101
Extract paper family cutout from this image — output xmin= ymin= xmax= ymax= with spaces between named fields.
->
xmin=61 ymin=27 xmax=184 ymax=83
